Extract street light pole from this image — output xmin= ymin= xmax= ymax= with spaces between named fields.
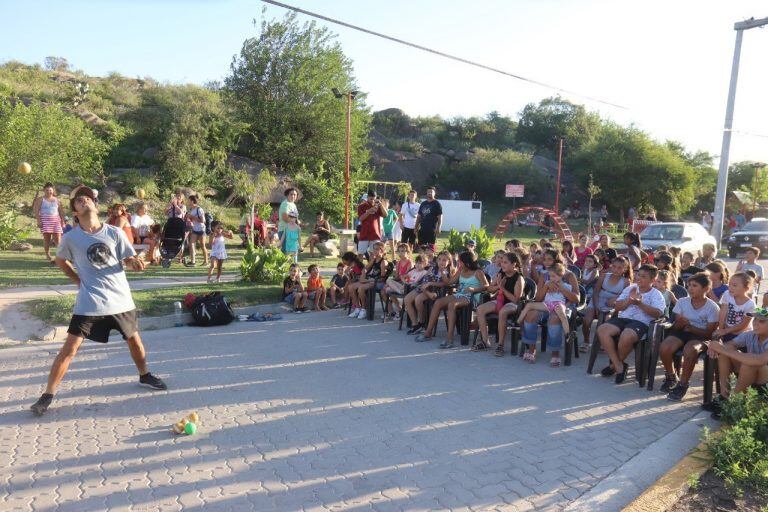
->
xmin=554 ymin=136 xmax=564 ymax=213
xmin=333 ymin=88 xmax=358 ymax=230
xmin=711 ymin=16 xmax=768 ymax=246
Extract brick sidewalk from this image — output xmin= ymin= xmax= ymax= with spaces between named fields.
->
xmin=0 ymin=313 xmax=706 ymax=511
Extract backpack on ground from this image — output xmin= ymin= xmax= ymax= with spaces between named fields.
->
xmin=191 ymin=292 xmax=234 ymax=327
xmin=204 ymin=212 xmax=214 ymax=235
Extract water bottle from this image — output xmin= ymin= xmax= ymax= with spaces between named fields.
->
xmin=173 ymin=301 xmax=183 ymax=327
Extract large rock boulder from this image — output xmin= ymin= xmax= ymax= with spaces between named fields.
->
xmin=9 ymin=241 xmax=33 ymax=251
xmin=316 ymin=240 xmax=339 ymax=258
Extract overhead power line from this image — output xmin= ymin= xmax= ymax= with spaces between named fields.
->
xmin=725 ymin=128 xmax=768 ymax=140
xmin=260 ymin=0 xmax=628 ymax=110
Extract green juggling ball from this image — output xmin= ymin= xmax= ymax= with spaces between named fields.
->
xmin=184 ymin=422 xmax=197 ymax=435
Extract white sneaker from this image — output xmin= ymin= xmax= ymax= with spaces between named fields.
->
xmin=348 ymin=309 xmax=360 ymax=318
xmin=357 ymin=309 xmax=367 ymax=319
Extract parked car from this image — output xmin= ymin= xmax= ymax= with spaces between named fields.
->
xmin=726 ymin=218 xmax=768 ymax=258
xmin=639 ymin=222 xmax=718 ymax=254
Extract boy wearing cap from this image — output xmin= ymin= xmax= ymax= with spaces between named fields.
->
xmin=707 ymin=307 xmax=768 ymax=417
xmin=30 ymin=186 xmax=167 ymax=417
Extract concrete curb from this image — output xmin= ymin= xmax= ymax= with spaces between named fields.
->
xmin=621 ymin=436 xmax=714 ymax=512
xmin=38 ymin=301 xmax=292 ymax=342
xmin=564 ymin=410 xmax=716 ymax=512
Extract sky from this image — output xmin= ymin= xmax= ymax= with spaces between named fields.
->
xmin=2 ymin=0 xmax=767 ymax=164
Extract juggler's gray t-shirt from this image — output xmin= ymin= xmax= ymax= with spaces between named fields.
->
xmin=57 ymin=224 xmax=136 ymax=316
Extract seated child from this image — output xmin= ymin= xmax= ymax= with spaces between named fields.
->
xmin=145 ymin=224 xmax=162 ymax=265
xmin=658 ymin=273 xmax=720 ymax=401
xmin=329 ymin=263 xmax=349 ymax=308
xmin=581 ymin=254 xmax=600 ymax=299
xmin=707 ymin=306 xmax=768 ymax=418
xmin=653 ymin=269 xmax=677 ymax=315
xmin=381 ymin=244 xmax=413 ymax=319
xmin=405 ymin=251 xmax=454 ymax=334
xmin=386 ymin=255 xmax=428 ymax=319
xmin=347 ymin=242 xmax=389 ymax=319
xmin=483 ymin=250 xmax=505 ymax=279
xmin=713 ymin=273 xmax=755 ymax=343
xmin=283 ymin=263 xmax=308 ymax=313
xmin=306 ymin=264 xmax=328 ymax=311
xmin=516 ymin=262 xmax=573 ymax=366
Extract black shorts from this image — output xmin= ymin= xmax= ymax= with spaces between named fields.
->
xmin=68 ymin=310 xmax=139 ymax=343
xmin=665 ymin=330 xmax=706 ymax=346
xmin=606 ymin=317 xmax=649 ymax=338
xmin=401 ymin=227 xmax=416 ymax=245
xmin=417 ymin=229 xmax=436 ymax=246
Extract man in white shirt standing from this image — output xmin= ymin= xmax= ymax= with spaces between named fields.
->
xmin=596 ymin=264 xmax=666 ymax=384
xmin=399 ymin=189 xmax=420 ymax=249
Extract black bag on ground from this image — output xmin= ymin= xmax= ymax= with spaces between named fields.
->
xmin=191 ymin=292 xmax=234 ymax=326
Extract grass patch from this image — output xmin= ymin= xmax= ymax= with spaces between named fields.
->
xmin=26 ymin=281 xmax=282 ymax=325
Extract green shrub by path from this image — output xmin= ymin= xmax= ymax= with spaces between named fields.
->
xmin=240 ymin=244 xmax=292 ymax=283
xmin=26 ymin=281 xmax=282 ymax=325
xmin=704 ymin=387 xmax=768 ymax=492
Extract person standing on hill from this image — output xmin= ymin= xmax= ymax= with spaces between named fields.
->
xmin=415 ymin=187 xmax=443 ymax=250
xmin=30 ymin=185 xmax=167 ymax=417
xmin=33 ymin=182 xmax=66 ymax=263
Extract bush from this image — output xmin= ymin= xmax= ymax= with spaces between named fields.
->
xmin=118 ymin=169 xmax=159 ymax=199
xmin=0 ymin=209 xmax=30 ymax=250
xmin=441 ymin=225 xmax=493 ymax=259
xmin=240 ymin=243 xmax=292 ymax=283
xmin=704 ymin=387 xmax=768 ymax=491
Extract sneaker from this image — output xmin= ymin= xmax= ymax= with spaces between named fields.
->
xmin=415 ymin=333 xmax=431 ymax=342
xmin=348 ymin=308 xmax=360 ymax=318
xmin=601 ymin=365 xmax=616 ymax=377
xmin=30 ymin=393 xmax=54 ymax=416
xmin=356 ymin=309 xmax=367 ymax=319
xmin=439 ymin=341 xmax=455 ymax=349
xmin=139 ymin=372 xmax=168 ymax=390
xmin=667 ymin=383 xmax=689 ymax=402
xmin=407 ymin=323 xmax=424 ymax=335
xmin=660 ymin=373 xmax=679 ymax=393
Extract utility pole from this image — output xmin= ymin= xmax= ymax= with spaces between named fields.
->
xmin=555 ymin=136 xmax=564 ymax=213
xmin=752 ymin=162 xmax=765 ymax=219
xmin=333 ymin=88 xmax=358 ymax=229
xmin=711 ymin=16 xmax=768 ymax=247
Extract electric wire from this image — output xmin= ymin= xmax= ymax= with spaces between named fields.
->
xmin=260 ymin=0 xmax=627 ymax=110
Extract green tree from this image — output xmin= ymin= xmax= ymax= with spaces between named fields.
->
xmin=516 ymin=96 xmax=602 ymax=156
xmin=572 ymin=123 xmax=696 ymax=217
xmin=665 ymin=140 xmax=718 ymax=213
xmin=0 ymin=101 xmax=108 ymax=207
xmin=437 ymin=149 xmax=545 ymax=202
xmin=224 ymin=12 xmax=370 ymax=175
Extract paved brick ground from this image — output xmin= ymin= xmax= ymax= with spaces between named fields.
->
xmin=1 ymin=312 xmax=705 ymax=511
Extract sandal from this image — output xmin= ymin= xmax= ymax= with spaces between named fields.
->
xmin=523 ymin=352 xmax=536 ymax=363
xmin=472 ymin=340 xmax=489 ymax=351
xmin=494 ymin=345 xmax=505 ymax=357
xmin=579 ymin=343 xmax=590 ymax=353
xmin=550 ymin=357 xmax=561 ymax=368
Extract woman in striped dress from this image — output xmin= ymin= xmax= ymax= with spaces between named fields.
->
xmin=33 ymin=183 xmax=66 ymax=263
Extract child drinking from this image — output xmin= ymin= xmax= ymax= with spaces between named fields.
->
xmin=306 ymin=264 xmax=328 ymax=311
xmin=207 ymin=221 xmax=233 ymax=283
xmin=658 ymin=273 xmax=720 ymax=401
xmin=704 ymin=262 xmax=729 ymax=301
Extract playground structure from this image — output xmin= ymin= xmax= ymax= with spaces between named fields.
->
xmin=493 ymin=206 xmax=574 ymax=241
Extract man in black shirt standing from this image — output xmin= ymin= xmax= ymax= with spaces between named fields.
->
xmin=415 ymin=187 xmax=443 ymax=250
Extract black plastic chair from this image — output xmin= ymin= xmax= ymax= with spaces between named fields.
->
xmin=587 ymin=307 xmax=615 ymax=373
xmin=645 ymin=285 xmax=690 ymax=390
xmin=563 ymin=285 xmax=588 ymax=366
